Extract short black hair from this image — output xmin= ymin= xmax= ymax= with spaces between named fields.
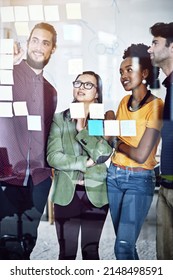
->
xmin=123 ymin=43 xmax=159 ymax=88
xmin=150 ymin=22 xmax=173 ymax=46
xmin=28 ymin=22 xmax=57 ymax=49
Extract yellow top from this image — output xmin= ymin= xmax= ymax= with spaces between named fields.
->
xmin=111 ymin=95 xmax=164 ymax=170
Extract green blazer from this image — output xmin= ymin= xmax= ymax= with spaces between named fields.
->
xmin=47 ymin=110 xmax=112 ymax=208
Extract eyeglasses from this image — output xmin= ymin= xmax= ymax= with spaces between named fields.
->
xmin=72 ymin=80 xmax=97 ymax=90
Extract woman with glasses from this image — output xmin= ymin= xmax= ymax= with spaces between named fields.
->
xmin=107 ymin=44 xmax=164 ymax=260
xmin=47 ymin=71 xmax=112 ymax=259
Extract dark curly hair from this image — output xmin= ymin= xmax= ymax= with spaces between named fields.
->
xmin=123 ymin=43 xmax=160 ymax=89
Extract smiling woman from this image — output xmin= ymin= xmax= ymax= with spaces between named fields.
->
xmin=107 ymin=43 xmax=164 ymax=260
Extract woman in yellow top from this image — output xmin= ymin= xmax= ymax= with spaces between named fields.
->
xmin=107 ymin=44 xmax=164 ymax=260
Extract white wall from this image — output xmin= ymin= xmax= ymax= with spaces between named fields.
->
xmin=1 ymin=0 xmax=172 ymax=113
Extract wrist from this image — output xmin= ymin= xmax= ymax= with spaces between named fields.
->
xmin=109 ymin=137 xmax=117 ymax=148
xmin=117 ymin=142 xmax=124 ymax=152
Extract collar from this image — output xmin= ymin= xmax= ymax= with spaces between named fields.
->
xmin=162 ymin=70 xmax=173 ymax=88
xmin=18 ymin=60 xmax=43 ymax=81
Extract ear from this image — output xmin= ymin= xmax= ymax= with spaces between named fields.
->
xmin=95 ymin=92 xmax=99 ymax=99
xmin=51 ymin=46 xmax=56 ymax=54
xmin=142 ymin=69 xmax=149 ymax=79
xmin=170 ymin=42 xmax=173 ymax=54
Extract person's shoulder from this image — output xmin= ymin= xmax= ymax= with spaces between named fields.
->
xmin=13 ymin=60 xmax=24 ymax=72
xmin=121 ymin=94 xmax=130 ymax=101
xmin=54 ymin=109 xmax=70 ymax=121
xmin=151 ymin=96 xmax=164 ymax=106
xmin=119 ymin=94 xmax=130 ymax=105
xmin=43 ymin=77 xmax=57 ymax=95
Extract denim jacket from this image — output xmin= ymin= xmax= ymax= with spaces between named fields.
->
xmin=47 ymin=110 xmax=112 ymax=207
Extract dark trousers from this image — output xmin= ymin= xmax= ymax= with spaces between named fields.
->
xmin=0 ymin=177 xmax=51 ymax=259
xmin=54 ymin=185 xmax=108 ymax=260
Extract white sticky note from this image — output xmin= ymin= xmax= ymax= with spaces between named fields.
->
xmin=28 ymin=5 xmax=44 ymax=21
xmin=0 ymin=102 xmax=13 ymax=117
xmin=0 ymin=86 xmax=13 ymax=101
xmin=15 ymin=22 xmax=30 ymax=37
xmin=0 ymin=70 xmax=14 ymax=84
xmin=13 ymin=102 xmax=28 ymax=116
xmin=68 ymin=59 xmax=83 ymax=75
xmin=104 ymin=120 xmax=120 ymax=136
xmin=66 ymin=3 xmax=82 ymax=19
xmin=0 ymin=7 xmax=14 ymax=22
xmin=89 ymin=103 xmax=105 ymax=119
xmin=44 ymin=5 xmax=60 ymax=21
xmin=0 ymin=54 xmax=13 ymax=70
xmin=70 ymin=102 xmax=85 ymax=118
xmin=27 ymin=115 xmax=42 ymax=131
xmin=120 ymin=120 xmax=136 ymax=136
xmin=63 ymin=24 xmax=82 ymax=42
xmin=0 ymin=39 xmax=14 ymax=54
xmin=14 ymin=6 xmax=29 ymax=21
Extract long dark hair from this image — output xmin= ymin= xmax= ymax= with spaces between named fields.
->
xmin=74 ymin=71 xmax=103 ymax=103
xmin=63 ymin=71 xmax=103 ymax=119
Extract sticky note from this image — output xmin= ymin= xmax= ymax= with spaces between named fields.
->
xmin=120 ymin=120 xmax=136 ymax=136
xmin=104 ymin=120 xmax=120 ymax=136
xmin=28 ymin=5 xmax=44 ymax=21
xmin=66 ymin=3 xmax=81 ymax=19
xmin=0 ymin=54 xmax=13 ymax=70
xmin=44 ymin=5 xmax=60 ymax=21
xmin=0 ymin=7 xmax=14 ymax=22
xmin=15 ymin=22 xmax=30 ymax=37
xmin=13 ymin=102 xmax=28 ymax=116
xmin=88 ymin=120 xmax=104 ymax=136
xmin=0 ymin=86 xmax=13 ymax=101
xmin=0 ymin=102 xmax=13 ymax=117
xmin=27 ymin=115 xmax=42 ymax=131
xmin=0 ymin=70 xmax=14 ymax=84
xmin=14 ymin=6 xmax=29 ymax=21
xmin=0 ymin=39 xmax=13 ymax=54
xmin=89 ymin=103 xmax=104 ymax=119
xmin=70 ymin=102 xmax=85 ymax=118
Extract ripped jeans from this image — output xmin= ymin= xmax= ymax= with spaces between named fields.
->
xmin=107 ymin=163 xmax=155 ymax=260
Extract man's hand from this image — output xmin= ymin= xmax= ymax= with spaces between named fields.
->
xmin=13 ymin=42 xmax=24 ymax=64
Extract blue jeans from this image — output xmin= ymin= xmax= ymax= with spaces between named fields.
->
xmin=107 ymin=163 xmax=156 ymax=260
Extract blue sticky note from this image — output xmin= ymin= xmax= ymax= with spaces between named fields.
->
xmin=88 ymin=120 xmax=104 ymax=136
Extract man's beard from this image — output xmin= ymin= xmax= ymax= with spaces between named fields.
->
xmin=26 ymin=52 xmax=50 ymax=70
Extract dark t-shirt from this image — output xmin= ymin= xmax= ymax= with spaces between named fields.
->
xmin=0 ymin=60 xmax=57 ymax=186
xmin=160 ymin=71 xmax=173 ymax=176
